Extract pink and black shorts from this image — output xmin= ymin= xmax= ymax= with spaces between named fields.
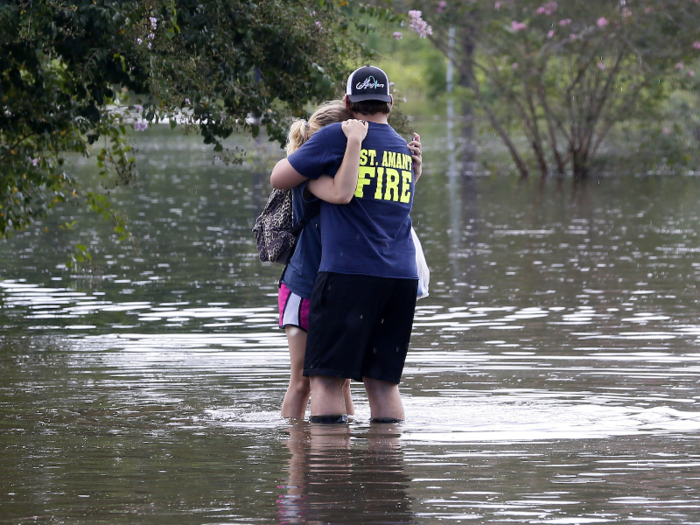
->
xmin=278 ymin=283 xmax=311 ymax=332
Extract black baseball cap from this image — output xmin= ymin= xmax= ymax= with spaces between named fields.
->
xmin=345 ymin=65 xmax=392 ymax=103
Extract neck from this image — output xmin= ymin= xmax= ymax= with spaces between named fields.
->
xmin=351 ymin=112 xmax=389 ymax=124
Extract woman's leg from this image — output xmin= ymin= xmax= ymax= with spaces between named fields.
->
xmin=342 ymin=379 xmax=355 ymax=415
xmin=281 ymin=327 xmax=311 ymax=419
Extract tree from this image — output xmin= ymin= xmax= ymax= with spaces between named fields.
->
xmin=395 ymin=0 xmax=700 ymax=180
xmin=1 ymin=0 xmax=369 ymax=260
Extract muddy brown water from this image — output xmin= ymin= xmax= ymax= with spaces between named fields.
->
xmin=2 ymin=124 xmax=700 ymax=524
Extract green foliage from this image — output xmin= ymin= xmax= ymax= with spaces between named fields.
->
xmin=0 ymin=0 xmax=373 ymax=254
xmin=423 ymin=48 xmax=448 ymax=100
xmin=611 ymin=87 xmax=700 ymax=173
xmin=381 ymin=0 xmax=700 ymax=179
xmin=369 ymin=31 xmax=448 ymax=112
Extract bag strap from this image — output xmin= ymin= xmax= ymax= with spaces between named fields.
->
xmin=279 ymin=199 xmax=319 ymax=285
xmin=289 ymin=199 xmax=320 ymax=235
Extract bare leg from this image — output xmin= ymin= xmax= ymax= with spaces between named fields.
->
xmin=309 ymin=375 xmax=348 ymax=417
xmin=342 ymin=379 xmax=355 ymax=416
xmin=363 ymin=377 xmax=404 ymax=421
xmin=281 ymin=327 xmax=310 ymax=419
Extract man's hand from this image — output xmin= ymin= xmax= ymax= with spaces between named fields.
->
xmin=408 ymin=132 xmax=422 ymax=182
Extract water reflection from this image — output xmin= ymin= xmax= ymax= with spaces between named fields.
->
xmin=279 ymin=422 xmax=414 ymax=524
xmin=0 ymin=279 xmax=280 ymax=333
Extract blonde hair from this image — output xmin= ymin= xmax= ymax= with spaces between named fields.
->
xmin=286 ymin=100 xmax=351 ymax=156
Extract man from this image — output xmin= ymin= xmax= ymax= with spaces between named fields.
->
xmin=270 ymin=65 xmax=420 ymax=423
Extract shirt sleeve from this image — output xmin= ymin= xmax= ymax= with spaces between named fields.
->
xmin=299 ymin=181 xmax=319 ymax=205
xmin=287 ymin=125 xmax=345 ymax=180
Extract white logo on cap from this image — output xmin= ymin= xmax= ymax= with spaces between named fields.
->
xmin=356 ymin=76 xmax=385 ymax=90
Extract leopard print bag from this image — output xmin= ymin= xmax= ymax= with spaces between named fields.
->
xmin=252 ymin=188 xmax=297 ymax=264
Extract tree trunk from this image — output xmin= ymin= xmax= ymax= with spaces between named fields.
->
xmin=571 ymin=148 xmax=589 ymax=182
xmin=459 ymin=31 xmax=476 ymax=176
xmin=461 ymin=66 xmax=529 ymax=179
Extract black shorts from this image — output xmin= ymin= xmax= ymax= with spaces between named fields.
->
xmin=303 ymin=272 xmax=418 ymax=384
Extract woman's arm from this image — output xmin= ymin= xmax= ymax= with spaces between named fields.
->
xmin=306 ymin=119 xmax=368 ymax=205
xmin=270 ymin=158 xmax=308 ymax=190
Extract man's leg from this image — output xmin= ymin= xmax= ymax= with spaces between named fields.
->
xmin=363 ymin=377 xmax=404 ymax=422
xmin=361 ymin=278 xmax=417 ymax=423
xmin=309 ymin=375 xmax=348 ymax=418
xmin=305 ymin=273 xmax=381 ymax=423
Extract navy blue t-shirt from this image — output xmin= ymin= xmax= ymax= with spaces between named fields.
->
xmin=281 ymin=182 xmax=321 ymax=299
xmin=287 ymin=121 xmax=417 ymax=279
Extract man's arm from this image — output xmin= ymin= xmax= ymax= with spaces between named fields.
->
xmin=270 ymin=159 xmax=308 ymax=190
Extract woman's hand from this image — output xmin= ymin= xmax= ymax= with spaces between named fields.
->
xmin=408 ymin=132 xmax=423 ymax=182
xmin=342 ymin=119 xmax=369 ymax=143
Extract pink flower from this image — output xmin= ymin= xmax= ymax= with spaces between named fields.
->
xmin=689 ymin=70 xmax=696 ymax=77
xmin=315 ymin=21 xmax=322 ymax=29
xmin=136 ymin=37 xmax=143 ymax=45
xmin=622 ymin=7 xmax=632 ymax=17
xmin=149 ymin=17 xmax=157 ymax=30
xmin=547 ymin=29 xmax=555 ymax=38
xmin=393 ymin=32 xmax=403 ymax=40
xmin=675 ymin=63 xmax=684 ymax=70
xmin=596 ymin=17 xmax=608 ymax=28
xmin=408 ymin=10 xmax=433 ymax=38
xmin=512 ymin=62 xmax=519 ymax=69
xmin=662 ymin=127 xmax=670 ymax=135
xmin=133 ymin=121 xmax=148 ymax=131
xmin=569 ymin=33 xmax=577 ymax=40
xmin=597 ymin=61 xmax=605 ymax=70
xmin=436 ymin=0 xmax=447 ymax=13
xmin=31 ymin=158 xmax=39 ymax=167
xmin=558 ymin=18 xmax=571 ymax=26
xmin=536 ymin=2 xmax=558 ymax=16
xmin=511 ymin=20 xmax=527 ymax=31
xmin=494 ymin=2 xmax=501 ymax=9
xmin=185 ymin=98 xmax=191 ymax=105
xmin=693 ymin=42 xmax=700 ymax=50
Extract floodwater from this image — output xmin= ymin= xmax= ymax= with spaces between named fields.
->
xmin=2 ymin=123 xmax=700 ymax=524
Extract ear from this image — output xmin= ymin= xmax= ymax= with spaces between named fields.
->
xmin=344 ymin=95 xmax=352 ymax=109
xmin=389 ymin=94 xmax=394 ymax=108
